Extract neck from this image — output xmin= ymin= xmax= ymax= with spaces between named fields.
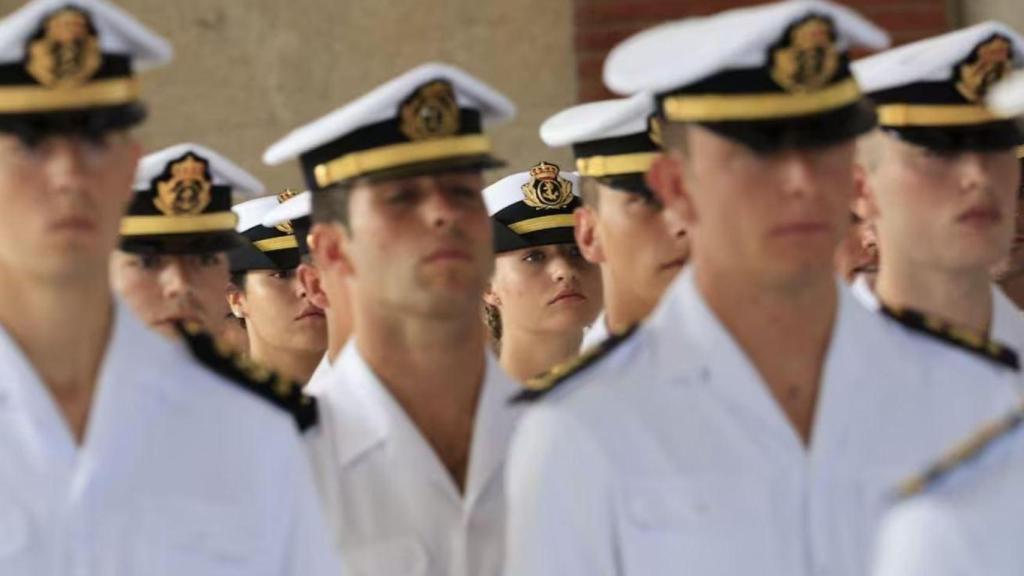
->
xmin=354 ymin=299 xmax=487 ymax=491
xmin=876 ymin=257 xmax=993 ymax=335
xmin=248 ymin=337 xmax=323 ymax=383
xmin=0 ymin=266 xmax=114 ymax=442
xmin=601 ymin=267 xmax=657 ymax=334
xmin=694 ymin=260 xmax=837 ymax=444
xmin=499 ymin=327 xmax=582 ymax=383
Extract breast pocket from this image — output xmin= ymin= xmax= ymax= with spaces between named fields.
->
xmin=132 ymin=501 xmax=261 ymax=576
xmin=618 ymin=477 xmax=782 ymax=576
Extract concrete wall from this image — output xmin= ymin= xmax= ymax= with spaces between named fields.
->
xmin=0 ymin=0 xmax=577 ymax=192
xmin=961 ymin=0 xmax=1024 ymax=29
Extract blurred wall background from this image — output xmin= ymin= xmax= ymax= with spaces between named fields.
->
xmin=0 ymin=0 xmax=1016 ymax=193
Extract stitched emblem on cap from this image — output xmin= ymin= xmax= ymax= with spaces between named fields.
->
xmin=399 ymin=80 xmax=461 ymax=141
xmin=154 ymin=153 xmax=214 ymax=217
xmin=26 ymin=7 xmax=103 ymax=88
xmin=770 ymin=15 xmax=840 ymax=93
xmin=956 ymin=35 xmax=1013 ymax=103
xmin=521 ymin=161 xmax=574 ymax=210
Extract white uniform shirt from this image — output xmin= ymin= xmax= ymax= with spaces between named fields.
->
xmin=307 ymin=341 xmax=521 ymax=576
xmin=0 ymin=302 xmax=343 ymax=576
xmin=304 ymin=353 xmax=335 ymax=396
xmin=505 ymin=268 xmax=1019 ymax=576
xmin=991 ymin=286 xmax=1024 ymax=353
xmin=581 ymin=312 xmax=610 ymax=351
xmin=872 ymin=427 xmax=1024 ymax=576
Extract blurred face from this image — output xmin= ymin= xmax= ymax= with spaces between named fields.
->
xmin=110 ymin=251 xmax=230 ymax=338
xmin=992 ymin=179 xmax=1024 ymax=281
xmin=485 ymin=243 xmax=601 ymax=339
xmin=229 ymin=268 xmax=326 ymax=355
xmin=578 ymin=184 xmax=689 ymax=306
xmin=0 ymin=132 xmax=139 ymax=282
xmin=662 ymin=125 xmax=854 ymax=288
xmin=835 ymin=213 xmax=879 ymax=283
xmin=864 ymin=132 xmax=1019 ymax=273
xmin=340 ymin=171 xmax=494 ymax=318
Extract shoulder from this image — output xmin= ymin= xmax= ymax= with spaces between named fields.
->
xmin=879 ymin=303 xmax=1019 ymax=372
xmin=897 ymin=404 xmax=1024 ymax=499
xmin=176 ymin=324 xmax=319 ymax=432
xmin=511 ymin=323 xmax=642 ymax=404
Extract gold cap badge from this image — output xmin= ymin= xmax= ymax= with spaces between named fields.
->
xmin=154 ymin=154 xmax=213 ymax=217
xmin=26 ymin=7 xmax=103 ymax=88
xmin=522 ymin=161 xmax=574 ymax=210
xmin=956 ymin=35 xmax=1014 ymax=103
xmin=770 ymin=15 xmax=840 ymax=93
xmin=274 ymin=189 xmax=298 ymax=234
xmin=400 ymin=80 xmax=461 ymax=141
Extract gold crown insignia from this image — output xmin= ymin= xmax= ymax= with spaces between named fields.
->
xmin=26 ymin=7 xmax=103 ymax=88
xmin=770 ymin=15 xmax=840 ymax=93
xmin=957 ymin=35 xmax=1014 ymax=103
xmin=153 ymin=153 xmax=213 ymax=217
xmin=522 ymin=161 xmax=574 ymax=210
xmin=274 ymin=189 xmax=298 ymax=234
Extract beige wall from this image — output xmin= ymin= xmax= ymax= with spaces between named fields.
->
xmin=0 ymin=0 xmax=577 ymax=193
xmin=961 ymin=0 xmax=1024 ymax=29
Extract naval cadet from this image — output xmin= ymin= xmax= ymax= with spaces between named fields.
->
xmin=504 ymin=2 xmax=1022 ymax=576
xmin=227 ymin=191 xmax=327 ymax=383
xmin=851 ymin=22 xmax=1024 ymax=362
xmin=0 ymin=1 xmax=342 ymax=574
xmin=264 ymin=62 xmax=521 ymax=576
xmin=541 ymin=91 xmax=689 ymax=349
xmin=482 ymin=161 xmax=601 ymax=382
xmin=110 ymin=142 xmax=260 ymax=352
xmin=261 ymin=190 xmax=353 ymax=393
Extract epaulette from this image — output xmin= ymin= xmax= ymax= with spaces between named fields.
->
xmin=511 ymin=323 xmax=638 ymax=404
xmin=897 ymin=403 xmax=1024 ymax=499
xmin=879 ymin=303 xmax=1019 ymax=371
xmin=176 ymin=323 xmax=319 ymax=432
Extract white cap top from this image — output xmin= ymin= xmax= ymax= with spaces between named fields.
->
xmin=134 ymin=143 xmax=265 ymax=196
xmin=989 ymin=70 xmax=1024 ymax=117
xmin=541 ymin=92 xmax=655 ymax=147
xmin=603 ymin=0 xmax=888 ymax=96
xmin=0 ymin=0 xmax=172 ymax=70
xmin=853 ymin=21 xmax=1024 ymax=95
xmin=263 ymin=62 xmax=516 ymax=166
xmin=232 ymin=195 xmax=281 ymax=233
xmin=262 ymin=190 xmax=312 ymax=228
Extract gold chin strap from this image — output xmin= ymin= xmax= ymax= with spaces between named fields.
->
xmin=661 ymin=78 xmax=860 ymax=122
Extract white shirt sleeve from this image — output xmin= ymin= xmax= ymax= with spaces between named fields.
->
xmin=504 ymin=404 xmax=619 ymax=576
xmin=872 ymin=500 xmax=973 ymax=576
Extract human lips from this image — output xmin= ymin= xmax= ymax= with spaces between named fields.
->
xmin=956 ymin=205 xmax=1002 ymax=226
xmin=295 ymin=306 xmax=325 ymax=321
xmin=548 ymin=289 xmax=585 ymax=306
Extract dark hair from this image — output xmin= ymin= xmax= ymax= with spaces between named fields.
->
xmin=312 ymin=182 xmax=354 ymax=227
xmin=229 ymin=271 xmax=247 ymax=291
xmin=0 ymin=103 xmax=146 ymax=146
xmin=483 ymin=302 xmax=502 ymax=353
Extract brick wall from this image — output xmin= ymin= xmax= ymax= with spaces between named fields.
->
xmin=574 ymin=0 xmax=952 ymax=102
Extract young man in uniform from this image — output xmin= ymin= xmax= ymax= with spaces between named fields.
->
xmin=852 ymin=22 xmax=1024 ymax=353
xmin=0 ymin=1 xmax=341 ymax=574
xmin=504 ymin=3 xmax=1022 ymax=576
xmin=264 ymin=62 xmax=521 ymax=576
xmin=111 ymin=143 xmax=261 ymax=350
xmin=541 ymin=91 xmax=689 ymax=348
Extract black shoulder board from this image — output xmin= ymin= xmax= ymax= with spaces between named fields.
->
xmin=879 ymin=304 xmax=1020 ymax=371
xmin=510 ymin=323 xmax=639 ymax=404
xmin=897 ymin=403 xmax=1024 ymax=499
xmin=176 ymin=323 xmax=319 ymax=432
